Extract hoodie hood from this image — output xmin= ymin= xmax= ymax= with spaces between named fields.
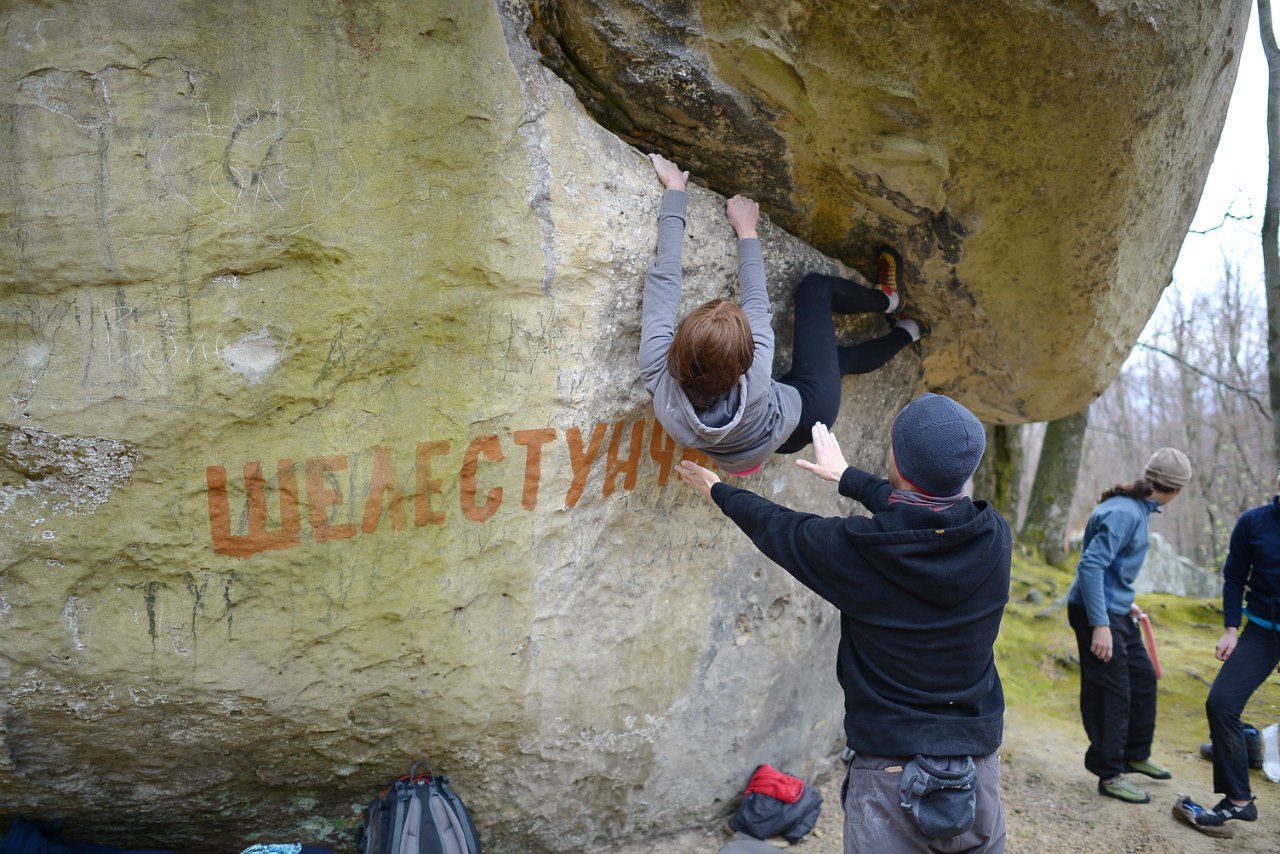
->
xmin=648 ymin=369 xmax=801 ymax=470
xmin=685 ymin=375 xmax=747 ymax=436
xmin=845 ymin=501 xmax=1010 ymax=611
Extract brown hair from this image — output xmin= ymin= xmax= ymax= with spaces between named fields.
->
xmin=666 ymin=299 xmax=754 ymax=410
xmin=1099 ymin=478 xmax=1156 ymax=503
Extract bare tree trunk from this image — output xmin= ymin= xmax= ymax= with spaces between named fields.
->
xmin=1260 ymin=0 xmax=1280 ymax=460
xmin=1021 ymin=408 xmax=1090 ymax=565
xmin=972 ymin=424 xmax=1022 ymax=526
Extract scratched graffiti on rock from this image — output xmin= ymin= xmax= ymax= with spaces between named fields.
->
xmin=158 ymin=99 xmax=360 ymax=245
xmin=205 ymin=419 xmax=711 ymax=558
xmin=99 ymin=306 xmax=229 ymax=368
xmin=1 ymin=286 xmax=299 ymax=415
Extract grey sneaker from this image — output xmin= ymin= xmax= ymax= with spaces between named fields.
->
xmin=1098 ymin=776 xmax=1150 ymax=803
xmin=1124 ymin=758 xmax=1172 ymax=780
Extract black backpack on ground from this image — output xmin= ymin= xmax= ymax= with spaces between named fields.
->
xmin=356 ymin=763 xmax=481 ymax=854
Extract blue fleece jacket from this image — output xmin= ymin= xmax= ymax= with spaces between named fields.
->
xmin=1221 ymin=495 xmax=1280 ymax=629
xmin=1067 ymin=494 xmax=1160 ymax=626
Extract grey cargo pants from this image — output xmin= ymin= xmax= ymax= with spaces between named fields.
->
xmin=842 ymin=752 xmax=1005 ymax=854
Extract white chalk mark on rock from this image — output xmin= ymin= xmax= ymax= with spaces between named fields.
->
xmin=63 ymin=596 xmax=85 ymax=650
xmin=222 ymin=328 xmax=282 ymax=384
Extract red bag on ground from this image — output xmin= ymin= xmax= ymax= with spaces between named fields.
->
xmin=743 ymin=764 xmax=805 ymax=804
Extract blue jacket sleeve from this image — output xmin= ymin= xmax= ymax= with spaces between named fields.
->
xmin=1221 ymin=512 xmax=1252 ymax=628
xmin=1075 ymin=505 xmax=1137 ymax=627
xmin=639 ymin=189 xmax=689 ymax=392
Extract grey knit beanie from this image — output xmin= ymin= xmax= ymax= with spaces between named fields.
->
xmin=891 ymin=393 xmax=986 ymax=496
xmin=1144 ymin=447 xmax=1192 ymax=490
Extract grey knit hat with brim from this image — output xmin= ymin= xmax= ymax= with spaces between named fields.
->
xmin=1144 ymin=447 xmax=1192 ymax=490
xmin=891 ymin=393 xmax=986 ymax=496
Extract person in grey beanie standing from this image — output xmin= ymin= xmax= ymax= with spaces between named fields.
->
xmin=677 ymin=393 xmax=1012 ymax=853
xmin=1066 ymin=447 xmax=1192 ymax=804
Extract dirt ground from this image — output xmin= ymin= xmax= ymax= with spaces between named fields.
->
xmin=612 ymin=709 xmax=1280 ymax=853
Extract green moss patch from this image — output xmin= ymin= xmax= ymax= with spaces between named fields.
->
xmin=998 ymin=548 xmax=1280 ymax=751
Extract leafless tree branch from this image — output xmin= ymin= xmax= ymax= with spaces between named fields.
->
xmin=1135 ymin=340 xmax=1272 ymax=421
xmin=1188 ymin=211 xmax=1254 ymax=234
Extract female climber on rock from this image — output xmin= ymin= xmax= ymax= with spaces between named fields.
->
xmin=640 ymin=153 xmax=926 ymax=476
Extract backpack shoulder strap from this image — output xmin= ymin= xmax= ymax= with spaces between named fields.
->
xmin=436 ymin=777 xmax=482 ymax=853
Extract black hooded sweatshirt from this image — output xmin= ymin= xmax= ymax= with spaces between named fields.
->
xmin=710 ymin=465 xmax=1012 ymax=758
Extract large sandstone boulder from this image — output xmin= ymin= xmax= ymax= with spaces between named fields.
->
xmin=529 ymin=0 xmax=1249 ymax=421
xmin=0 ymin=1 xmax=1244 ymax=852
xmin=1134 ymin=532 xmax=1220 ymax=599
xmin=0 ymin=2 xmax=914 ymax=850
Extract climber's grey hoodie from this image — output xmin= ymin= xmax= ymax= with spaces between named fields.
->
xmin=639 ymin=189 xmax=801 ymax=473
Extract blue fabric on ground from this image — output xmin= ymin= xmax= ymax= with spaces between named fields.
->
xmin=0 ymin=819 xmax=173 ymax=854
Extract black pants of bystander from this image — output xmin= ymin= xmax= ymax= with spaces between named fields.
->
xmin=1068 ymin=604 xmax=1158 ymax=780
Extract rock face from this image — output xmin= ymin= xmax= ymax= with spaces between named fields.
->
xmin=529 ymin=0 xmax=1249 ymax=422
xmin=1135 ymin=532 xmax=1220 ymax=599
xmin=0 ymin=2 xmax=915 ymax=850
xmin=0 ymin=2 xmax=1244 ymax=852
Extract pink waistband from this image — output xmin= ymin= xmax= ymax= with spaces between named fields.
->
xmin=726 ymin=463 xmax=764 ymax=477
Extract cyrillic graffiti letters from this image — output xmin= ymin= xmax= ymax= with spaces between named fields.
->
xmin=564 ymin=423 xmax=608 ymax=508
xmin=604 ymin=420 xmax=644 ymax=497
xmin=460 ymin=434 xmax=503 ymax=522
xmin=206 ymin=418 xmax=719 ymax=558
xmin=206 ymin=460 xmax=302 ymax=557
xmin=362 ymin=446 xmax=407 ymax=534
xmin=414 ymin=440 xmax=450 ymax=526
xmin=306 ymin=455 xmax=357 ymax=542
xmin=513 ymin=428 xmax=556 ymax=510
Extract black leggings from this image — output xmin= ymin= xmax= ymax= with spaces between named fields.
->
xmin=1206 ymin=621 xmax=1280 ymax=799
xmin=775 ymin=272 xmax=913 ymax=455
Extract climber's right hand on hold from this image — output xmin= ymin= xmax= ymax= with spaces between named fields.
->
xmin=649 ymin=153 xmax=688 ymax=191
xmin=726 ymin=194 xmax=759 ymax=240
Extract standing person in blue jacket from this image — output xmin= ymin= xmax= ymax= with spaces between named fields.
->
xmin=1066 ymin=447 xmax=1192 ymax=804
xmin=1175 ymin=472 xmax=1280 ymax=836
xmin=641 ymin=153 xmax=925 ymax=477
xmin=677 ymin=393 xmax=1012 ymax=853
